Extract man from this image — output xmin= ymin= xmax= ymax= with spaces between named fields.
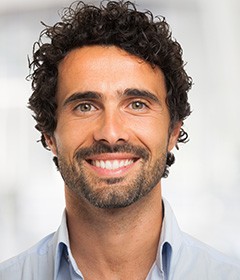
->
xmin=0 ymin=1 xmax=239 ymax=279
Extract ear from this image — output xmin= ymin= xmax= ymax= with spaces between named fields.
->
xmin=168 ymin=122 xmax=182 ymax=151
xmin=44 ymin=133 xmax=57 ymax=155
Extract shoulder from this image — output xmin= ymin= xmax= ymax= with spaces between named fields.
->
xmin=0 ymin=232 xmax=55 ymax=280
xmin=162 ymin=199 xmax=240 ymax=278
xmin=173 ymin=232 xmax=240 ymax=279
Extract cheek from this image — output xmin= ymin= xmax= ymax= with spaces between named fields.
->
xmin=54 ymin=120 xmax=95 ymax=156
xmin=130 ymin=117 xmax=170 ymax=151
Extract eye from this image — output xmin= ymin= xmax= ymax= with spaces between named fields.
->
xmin=130 ymin=101 xmax=147 ymax=110
xmin=75 ymin=103 xmax=96 ymax=112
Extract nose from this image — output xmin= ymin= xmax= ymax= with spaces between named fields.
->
xmin=93 ymin=109 xmax=130 ymax=145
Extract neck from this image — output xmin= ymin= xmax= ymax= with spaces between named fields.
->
xmin=65 ymin=184 xmax=163 ymax=280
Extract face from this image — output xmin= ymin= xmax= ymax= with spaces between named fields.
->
xmin=46 ymin=46 xmax=180 ymax=209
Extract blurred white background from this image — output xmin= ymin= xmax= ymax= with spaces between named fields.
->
xmin=0 ymin=0 xmax=240 ymax=263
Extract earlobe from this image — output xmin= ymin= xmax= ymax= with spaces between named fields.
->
xmin=168 ymin=122 xmax=182 ymax=151
xmin=44 ymin=134 xmax=57 ymax=155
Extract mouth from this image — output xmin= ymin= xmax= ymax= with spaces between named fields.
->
xmin=88 ymin=159 xmax=136 ymax=170
xmin=85 ymin=154 xmax=140 ymax=176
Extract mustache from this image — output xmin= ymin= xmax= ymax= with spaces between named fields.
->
xmin=74 ymin=142 xmax=150 ymax=161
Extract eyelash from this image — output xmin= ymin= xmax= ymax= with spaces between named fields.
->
xmin=74 ymin=102 xmax=97 ymax=112
xmin=73 ymin=99 xmax=149 ymax=114
xmin=129 ymin=100 xmax=148 ymax=110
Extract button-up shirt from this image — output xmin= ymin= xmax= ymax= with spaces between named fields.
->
xmin=0 ymin=199 xmax=240 ymax=279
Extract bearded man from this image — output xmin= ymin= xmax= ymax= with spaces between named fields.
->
xmin=0 ymin=1 xmax=239 ymax=279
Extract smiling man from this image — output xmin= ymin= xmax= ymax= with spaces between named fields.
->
xmin=50 ymin=45 xmax=178 ymax=212
xmin=0 ymin=1 xmax=240 ymax=280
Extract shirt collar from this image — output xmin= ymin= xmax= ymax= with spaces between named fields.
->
xmin=155 ymin=198 xmax=183 ymax=278
xmin=49 ymin=210 xmax=69 ymax=279
xmin=51 ymin=198 xmax=184 ymax=279
xmin=49 ymin=210 xmax=81 ymax=279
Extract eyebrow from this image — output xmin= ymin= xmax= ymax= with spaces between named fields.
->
xmin=123 ymin=88 xmax=161 ymax=104
xmin=63 ymin=91 xmax=101 ymax=107
xmin=62 ymin=88 xmax=161 ymax=107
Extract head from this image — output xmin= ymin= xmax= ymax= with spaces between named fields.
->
xmin=28 ymin=0 xmax=192 ymax=208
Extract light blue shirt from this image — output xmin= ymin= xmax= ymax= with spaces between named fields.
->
xmin=0 ymin=199 xmax=240 ymax=279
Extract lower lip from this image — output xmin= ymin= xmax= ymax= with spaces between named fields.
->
xmin=85 ymin=160 xmax=138 ymax=177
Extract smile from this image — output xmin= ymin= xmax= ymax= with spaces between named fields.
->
xmin=85 ymin=153 xmax=139 ymax=176
xmin=91 ymin=159 xmax=134 ymax=170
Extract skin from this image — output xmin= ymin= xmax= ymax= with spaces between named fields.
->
xmin=45 ymin=45 xmax=181 ymax=280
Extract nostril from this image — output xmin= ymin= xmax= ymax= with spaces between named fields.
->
xmin=92 ymin=110 xmax=130 ymax=144
xmin=93 ymin=125 xmax=130 ymax=144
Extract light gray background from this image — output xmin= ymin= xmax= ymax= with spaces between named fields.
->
xmin=0 ymin=0 xmax=240 ymax=262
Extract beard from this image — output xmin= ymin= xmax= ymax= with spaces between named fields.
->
xmin=57 ymin=142 xmax=167 ymax=209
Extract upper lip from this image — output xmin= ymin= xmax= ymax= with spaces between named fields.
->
xmin=85 ymin=153 xmax=139 ymax=161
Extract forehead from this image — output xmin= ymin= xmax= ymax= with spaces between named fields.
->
xmin=57 ymin=45 xmax=167 ymax=102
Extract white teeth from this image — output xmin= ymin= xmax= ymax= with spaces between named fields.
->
xmin=106 ymin=160 xmax=112 ymax=169
xmin=100 ymin=160 xmax=105 ymax=169
xmin=112 ymin=160 xmax=119 ymax=169
xmin=92 ymin=159 xmax=134 ymax=170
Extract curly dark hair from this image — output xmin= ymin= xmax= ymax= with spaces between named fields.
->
xmin=28 ymin=0 xmax=192 ymax=176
